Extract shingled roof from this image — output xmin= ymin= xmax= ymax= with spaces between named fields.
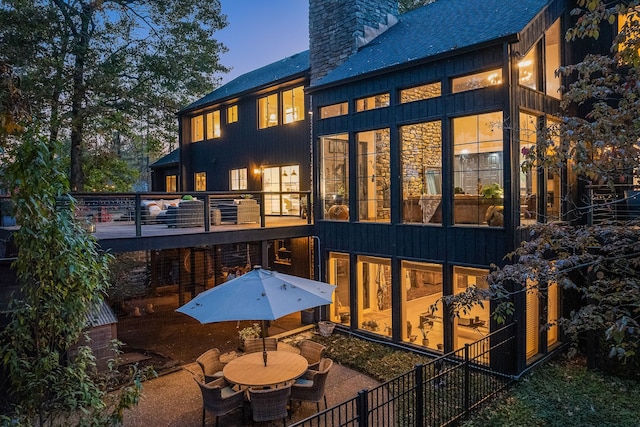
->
xmin=313 ymin=0 xmax=552 ymax=87
xmin=180 ymin=50 xmax=310 ymax=113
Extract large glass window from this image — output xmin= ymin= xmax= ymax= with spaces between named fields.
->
xmin=525 ymin=278 xmax=540 ymax=359
xmin=165 ymin=175 xmax=177 ymax=192
xmin=230 ymin=168 xmax=247 ymax=191
xmin=452 ymin=69 xmax=502 ymax=93
xmin=258 ymin=93 xmax=278 ymax=128
xmin=357 ymin=129 xmax=391 ymax=223
xmin=453 ymin=266 xmax=491 ymax=361
xmin=545 ymin=19 xmax=562 ymax=99
xmin=263 ymin=165 xmax=300 ymax=215
xmin=401 ymin=121 xmax=442 ymax=224
xmin=453 ymin=112 xmax=504 ymax=226
xmin=355 ymin=93 xmax=390 ymax=112
xmin=320 ymin=102 xmax=348 ymax=119
xmin=191 ymin=115 xmax=204 ymax=142
xmin=357 ymin=256 xmax=392 ymax=338
xmin=206 ymin=110 xmax=221 ymax=139
xmin=520 ymin=112 xmax=539 ymax=224
xmin=282 ymin=86 xmax=304 ymax=124
xmin=321 ymin=134 xmax=349 ymax=220
xmin=400 ymin=82 xmax=441 ymax=103
xmin=195 ymin=172 xmax=206 ymax=191
xmin=328 ymin=253 xmax=351 ymax=325
xmin=518 ymin=47 xmax=538 ymax=90
xmin=401 ymin=261 xmax=444 ymax=351
xmin=547 ymin=282 xmax=560 ymax=347
xmin=547 ymin=117 xmax=563 ymax=222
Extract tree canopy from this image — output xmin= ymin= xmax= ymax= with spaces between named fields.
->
xmin=0 ymin=0 xmax=228 ymax=191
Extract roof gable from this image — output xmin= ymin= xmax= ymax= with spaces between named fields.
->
xmin=181 ymin=50 xmax=310 ymax=113
xmin=313 ymin=0 xmax=552 ymax=87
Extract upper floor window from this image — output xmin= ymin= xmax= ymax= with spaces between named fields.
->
xmin=357 ymin=128 xmax=391 ymax=223
xmin=400 ymin=82 xmax=441 ymax=103
xmin=258 ymin=93 xmax=278 ymax=128
xmin=206 ymin=110 xmax=221 ymax=139
xmin=518 ymin=47 xmax=538 ymax=90
xmin=195 ymin=172 xmax=206 ymax=191
xmin=191 ymin=115 xmax=204 ymax=142
xmin=321 ymin=134 xmax=349 ymax=221
xmin=545 ymin=19 xmax=562 ymax=99
xmin=227 ymin=105 xmax=238 ymax=124
xmin=452 ymin=69 xmax=502 ymax=93
xmin=166 ymin=175 xmax=177 ymax=192
xmin=355 ymin=93 xmax=390 ymax=112
xmin=230 ymin=168 xmax=247 ymax=190
xmin=282 ymin=86 xmax=305 ymax=124
xmin=320 ymin=102 xmax=348 ymax=119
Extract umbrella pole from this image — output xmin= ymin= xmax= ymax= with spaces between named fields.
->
xmin=262 ymin=320 xmax=268 ymax=367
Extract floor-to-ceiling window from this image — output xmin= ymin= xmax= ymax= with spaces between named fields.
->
xmin=321 ymin=134 xmax=349 ymax=220
xmin=356 ymin=129 xmax=391 ymax=222
xmin=401 ymin=121 xmax=442 ymax=224
xmin=263 ymin=165 xmax=299 ymax=215
xmin=328 ymin=252 xmax=351 ymax=325
xmin=357 ymin=256 xmax=391 ymax=337
xmin=452 ymin=266 xmax=491 ymax=357
xmin=453 ymin=111 xmax=504 ymax=226
xmin=401 ymin=261 xmax=444 ymax=351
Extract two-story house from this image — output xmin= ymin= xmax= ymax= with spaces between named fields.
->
xmin=149 ymin=0 xmax=616 ymax=375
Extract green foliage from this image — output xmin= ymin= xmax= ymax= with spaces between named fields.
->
xmin=0 ymin=132 xmax=147 ymax=425
xmin=480 ymin=183 xmax=503 ymax=199
xmin=0 ymin=0 xmax=229 ymax=190
xmin=312 ymin=334 xmax=431 ymax=381
xmin=463 ymin=357 xmax=640 ymax=427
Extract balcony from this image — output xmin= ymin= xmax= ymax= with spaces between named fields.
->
xmin=0 ymin=192 xmax=312 ymax=252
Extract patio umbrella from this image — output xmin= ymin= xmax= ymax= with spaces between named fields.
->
xmin=176 ymin=267 xmax=336 ymax=366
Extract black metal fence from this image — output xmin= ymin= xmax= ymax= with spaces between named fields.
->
xmin=291 ymin=323 xmax=516 ymax=427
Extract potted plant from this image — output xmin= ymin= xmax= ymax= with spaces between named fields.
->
xmin=481 ymin=183 xmax=504 ymax=226
xmin=418 ymin=325 xmax=430 ymax=347
xmin=238 ymin=323 xmax=261 ymax=350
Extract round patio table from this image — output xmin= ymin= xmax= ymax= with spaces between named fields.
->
xmin=223 ymin=350 xmax=307 ymax=388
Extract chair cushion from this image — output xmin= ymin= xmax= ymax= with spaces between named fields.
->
xmin=295 ymin=378 xmax=313 ymax=387
xmin=212 ymin=370 xmax=224 ymax=378
xmin=220 ymin=386 xmax=236 ymax=399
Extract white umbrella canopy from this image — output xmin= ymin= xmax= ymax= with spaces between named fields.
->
xmin=176 ymin=267 xmax=336 ymax=366
xmin=176 ymin=267 xmax=336 ymax=323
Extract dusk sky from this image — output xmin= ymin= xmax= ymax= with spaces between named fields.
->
xmin=216 ymin=1 xmax=310 ymax=84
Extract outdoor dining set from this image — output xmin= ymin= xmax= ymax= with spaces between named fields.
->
xmin=175 ymin=266 xmax=337 ymax=425
xmin=193 ymin=339 xmax=331 ymax=426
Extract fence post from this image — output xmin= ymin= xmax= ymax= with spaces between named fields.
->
xmin=356 ymin=389 xmax=369 ymax=427
xmin=415 ymin=364 xmax=424 ymax=427
xmin=464 ymin=344 xmax=470 ymax=416
xmin=135 ymin=193 xmax=141 ymax=237
xmin=203 ymin=193 xmax=210 ymax=232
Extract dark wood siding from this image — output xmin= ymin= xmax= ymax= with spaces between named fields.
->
xmin=180 ymin=79 xmax=311 ymax=192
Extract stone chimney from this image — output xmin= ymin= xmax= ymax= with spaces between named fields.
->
xmin=309 ymin=0 xmax=398 ymax=84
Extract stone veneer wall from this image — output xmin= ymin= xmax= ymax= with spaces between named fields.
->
xmin=309 ymin=0 xmax=398 ymax=83
xmin=400 ymin=121 xmax=442 ymax=196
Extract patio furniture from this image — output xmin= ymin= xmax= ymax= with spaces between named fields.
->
xmin=248 ymin=383 xmax=291 ymax=426
xmin=215 ymin=199 xmax=260 ymax=224
xmin=166 ymin=199 xmax=205 ymax=228
xmin=298 ymin=340 xmax=326 ymax=370
xmin=244 ymin=337 xmax=278 ymax=354
xmin=291 ymin=358 xmax=333 ymax=412
xmin=194 ymin=376 xmax=245 ymax=427
xmin=223 ymin=351 xmax=307 ymax=388
xmin=196 ymin=348 xmax=226 ymax=383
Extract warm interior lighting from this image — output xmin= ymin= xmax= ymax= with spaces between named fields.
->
xmin=253 ymin=168 xmax=261 ymax=175
xmin=518 ymin=60 xmax=532 ymax=67
xmin=291 ymin=170 xmax=297 ymax=176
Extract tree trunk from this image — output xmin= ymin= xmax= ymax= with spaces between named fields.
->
xmin=69 ymin=6 xmax=91 ymax=192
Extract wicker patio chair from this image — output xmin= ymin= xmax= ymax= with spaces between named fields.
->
xmin=244 ymin=337 xmax=278 ymax=354
xmin=194 ymin=376 xmax=245 ymax=427
xmin=196 ymin=348 xmax=226 ymax=382
xmin=298 ymin=340 xmax=326 ymax=370
xmin=291 ymin=358 xmax=333 ymax=411
xmin=248 ymin=384 xmax=291 ymax=426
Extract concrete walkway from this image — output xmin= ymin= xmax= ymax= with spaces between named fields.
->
xmin=122 ymin=360 xmax=380 ymax=426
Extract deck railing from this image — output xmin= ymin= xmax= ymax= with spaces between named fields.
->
xmin=291 ymin=323 xmax=516 ymax=427
xmin=0 ymin=191 xmax=312 ymax=236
